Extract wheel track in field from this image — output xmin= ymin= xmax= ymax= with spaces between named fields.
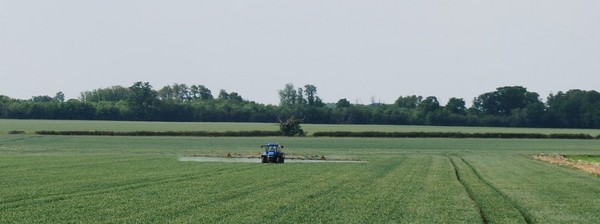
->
xmin=449 ymin=155 xmax=532 ymax=224
xmin=449 ymin=156 xmax=489 ymax=224
xmin=460 ymin=157 xmax=533 ymax=224
xmin=0 ymin=164 xmax=254 ymax=211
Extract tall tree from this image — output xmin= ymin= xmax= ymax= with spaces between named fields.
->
xmin=218 ymin=89 xmax=230 ymax=100
xmin=172 ymin=83 xmax=190 ymax=102
xmin=278 ymin=83 xmax=297 ymax=106
xmin=547 ymin=90 xmax=600 ymax=128
xmin=80 ymin=86 xmax=130 ymax=102
xmin=54 ymin=92 xmax=65 ymax=102
xmin=296 ymin=88 xmax=306 ymax=105
xmin=395 ymin=95 xmax=422 ymax=109
xmin=472 ymin=86 xmax=541 ymax=115
xmin=190 ymin=85 xmax=213 ymax=100
xmin=128 ymin=82 xmax=158 ymax=119
xmin=418 ymin=96 xmax=440 ymax=115
xmin=228 ymin=92 xmax=244 ymax=102
xmin=304 ymin=84 xmax=317 ymax=106
xmin=445 ymin=97 xmax=466 ymax=114
xmin=336 ymin=98 xmax=351 ymax=108
xmin=32 ymin=95 xmax=53 ymax=102
xmin=158 ymin=85 xmax=175 ymax=101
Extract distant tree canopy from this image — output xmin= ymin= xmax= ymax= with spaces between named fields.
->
xmin=1 ymin=82 xmax=599 ymax=128
xmin=472 ymin=86 xmax=541 ymax=115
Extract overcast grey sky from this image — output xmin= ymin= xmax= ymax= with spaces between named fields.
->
xmin=1 ymin=1 xmax=599 ymax=105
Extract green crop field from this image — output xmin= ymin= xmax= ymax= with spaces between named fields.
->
xmin=565 ymin=155 xmax=600 ymax=163
xmin=3 ymin=119 xmax=600 ymax=136
xmin=1 ymin=120 xmax=599 ymax=223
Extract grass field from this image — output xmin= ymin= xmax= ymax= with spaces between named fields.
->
xmin=1 ymin=120 xmax=599 ymax=223
xmin=565 ymin=155 xmax=600 ymax=163
xmin=3 ymin=119 xmax=600 ymax=136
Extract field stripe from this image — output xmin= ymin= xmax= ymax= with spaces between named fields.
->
xmin=463 ymin=155 xmax=600 ymax=223
xmin=461 ymin=158 xmax=533 ymax=224
xmin=449 ymin=156 xmax=528 ymax=224
xmin=449 ymin=157 xmax=489 ymax=223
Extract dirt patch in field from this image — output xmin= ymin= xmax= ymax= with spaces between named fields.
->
xmin=533 ymin=154 xmax=600 ymax=175
xmin=179 ymin=153 xmax=367 ymax=163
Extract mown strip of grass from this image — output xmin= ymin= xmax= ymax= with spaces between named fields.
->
xmin=5 ymin=119 xmax=600 ymax=136
xmin=35 ymin=130 xmax=283 ymax=137
xmin=30 ymin=130 xmax=598 ymax=139
xmin=313 ymin=131 xmax=596 ymax=139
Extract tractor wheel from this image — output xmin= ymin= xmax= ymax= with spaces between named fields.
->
xmin=281 ymin=157 xmax=285 ymax=163
xmin=261 ymin=157 xmax=267 ymax=163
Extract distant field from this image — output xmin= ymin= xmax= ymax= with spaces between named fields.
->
xmin=1 ymin=120 xmax=599 ymax=222
xmin=0 ymin=119 xmax=279 ymax=133
xmin=2 ymin=119 xmax=600 ymax=136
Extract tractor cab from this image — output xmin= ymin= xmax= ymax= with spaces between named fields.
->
xmin=260 ymin=143 xmax=285 ymax=163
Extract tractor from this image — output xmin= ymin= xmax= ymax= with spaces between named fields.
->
xmin=260 ymin=143 xmax=285 ymax=163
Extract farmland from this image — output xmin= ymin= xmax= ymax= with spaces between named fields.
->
xmin=1 ymin=120 xmax=599 ymax=223
xmin=3 ymin=119 xmax=600 ymax=136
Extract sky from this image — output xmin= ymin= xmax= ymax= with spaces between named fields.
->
xmin=1 ymin=1 xmax=599 ymax=105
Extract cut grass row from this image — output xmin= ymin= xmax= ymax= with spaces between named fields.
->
xmin=28 ymin=130 xmax=599 ymax=140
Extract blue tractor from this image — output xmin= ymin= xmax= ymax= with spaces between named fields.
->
xmin=261 ymin=143 xmax=285 ymax=163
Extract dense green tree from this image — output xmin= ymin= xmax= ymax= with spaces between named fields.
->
xmin=158 ymin=83 xmax=192 ymax=102
xmin=395 ymin=95 xmax=422 ymax=109
xmin=472 ymin=86 xmax=541 ymax=115
xmin=158 ymin=85 xmax=175 ymax=101
xmin=278 ymin=116 xmax=305 ymax=136
xmin=418 ymin=96 xmax=441 ymax=115
xmin=547 ymin=90 xmax=600 ymax=128
xmin=216 ymin=90 xmax=244 ymax=102
xmin=278 ymin=83 xmax=297 ymax=106
xmin=336 ymin=98 xmax=351 ymax=108
xmin=296 ymin=88 xmax=305 ymax=105
xmin=228 ymin=92 xmax=244 ymax=102
xmin=172 ymin=83 xmax=190 ymax=102
xmin=1 ymin=81 xmax=599 ymax=128
xmin=217 ymin=89 xmax=230 ymax=100
xmin=32 ymin=95 xmax=53 ymax=102
xmin=57 ymin=100 xmax=96 ymax=119
xmin=445 ymin=98 xmax=466 ymax=115
xmin=190 ymin=85 xmax=213 ymax=100
xmin=80 ymin=86 xmax=130 ymax=102
xmin=304 ymin=84 xmax=318 ymax=106
xmin=54 ymin=92 xmax=65 ymax=102
xmin=128 ymin=82 xmax=159 ymax=120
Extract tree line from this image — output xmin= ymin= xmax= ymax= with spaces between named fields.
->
xmin=1 ymin=82 xmax=599 ymax=128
